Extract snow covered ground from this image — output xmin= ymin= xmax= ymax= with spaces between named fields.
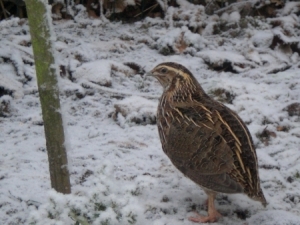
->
xmin=1 ymin=2 xmax=300 ymax=225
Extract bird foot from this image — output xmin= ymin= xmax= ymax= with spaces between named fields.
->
xmin=188 ymin=211 xmax=222 ymax=223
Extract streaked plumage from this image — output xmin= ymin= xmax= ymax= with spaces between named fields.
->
xmin=148 ymin=62 xmax=266 ymax=222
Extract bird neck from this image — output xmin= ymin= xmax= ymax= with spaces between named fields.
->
xmin=163 ymin=83 xmax=207 ymax=106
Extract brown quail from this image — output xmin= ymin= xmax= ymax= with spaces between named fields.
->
xmin=148 ymin=62 xmax=267 ymax=223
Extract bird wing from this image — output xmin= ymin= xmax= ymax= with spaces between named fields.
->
xmin=161 ymin=100 xmax=260 ymax=194
xmin=162 ymin=103 xmax=235 ymax=175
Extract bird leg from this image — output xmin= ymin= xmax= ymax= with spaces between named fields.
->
xmin=188 ymin=192 xmax=221 ymax=223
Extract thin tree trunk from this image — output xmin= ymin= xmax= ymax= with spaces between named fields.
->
xmin=25 ymin=0 xmax=71 ymax=194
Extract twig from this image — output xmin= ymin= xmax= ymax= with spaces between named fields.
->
xmin=0 ymin=0 xmax=8 ymax=18
xmin=80 ymin=81 xmax=160 ymax=100
xmin=214 ymin=1 xmax=252 ymax=15
xmin=3 ymin=40 xmax=34 ymax=57
xmin=8 ymin=191 xmax=41 ymax=208
xmin=134 ymin=3 xmax=158 ymax=18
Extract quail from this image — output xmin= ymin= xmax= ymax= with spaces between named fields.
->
xmin=148 ymin=62 xmax=267 ymax=223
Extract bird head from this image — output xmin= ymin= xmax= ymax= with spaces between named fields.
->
xmin=147 ymin=62 xmax=199 ymax=92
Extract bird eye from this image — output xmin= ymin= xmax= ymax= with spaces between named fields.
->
xmin=160 ymin=68 xmax=168 ymax=73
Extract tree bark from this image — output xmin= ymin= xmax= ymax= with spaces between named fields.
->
xmin=25 ymin=0 xmax=71 ymax=194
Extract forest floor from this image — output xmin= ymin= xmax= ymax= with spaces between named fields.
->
xmin=1 ymin=2 xmax=300 ymax=225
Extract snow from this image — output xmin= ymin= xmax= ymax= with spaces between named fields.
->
xmin=73 ymin=60 xmax=113 ymax=87
xmin=248 ymin=210 xmax=300 ymax=225
xmin=251 ymin=30 xmax=273 ymax=48
xmin=0 ymin=67 xmax=23 ymax=98
xmin=197 ymin=50 xmax=255 ymax=72
xmin=112 ymin=96 xmax=157 ymax=127
xmin=1 ymin=2 xmax=300 ymax=225
xmin=228 ymin=11 xmax=240 ymax=23
xmin=281 ymin=2 xmax=300 ymax=16
xmin=197 ymin=50 xmax=248 ymax=66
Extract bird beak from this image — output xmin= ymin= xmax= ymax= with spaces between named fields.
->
xmin=144 ymin=71 xmax=156 ymax=83
xmin=146 ymin=71 xmax=154 ymax=77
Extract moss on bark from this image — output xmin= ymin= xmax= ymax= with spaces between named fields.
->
xmin=26 ymin=0 xmax=71 ymax=194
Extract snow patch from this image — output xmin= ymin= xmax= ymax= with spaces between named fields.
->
xmin=73 ymin=60 xmax=113 ymax=87
xmin=0 ymin=71 xmax=23 ymax=98
xmin=247 ymin=210 xmax=300 ymax=225
xmin=112 ymin=96 xmax=157 ymax=127
xmin=252 ymin=30 xmax=274 ymax=48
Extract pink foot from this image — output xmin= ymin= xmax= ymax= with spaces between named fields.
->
xmin=188 ymin=211 xmax=222 ymax=223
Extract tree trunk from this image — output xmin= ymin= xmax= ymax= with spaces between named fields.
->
xmin=25 ymin=0 xmax=71 ymax=194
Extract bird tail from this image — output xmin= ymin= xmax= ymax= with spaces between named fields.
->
xmin=251 ymin=189 xmax=267 ymax=207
